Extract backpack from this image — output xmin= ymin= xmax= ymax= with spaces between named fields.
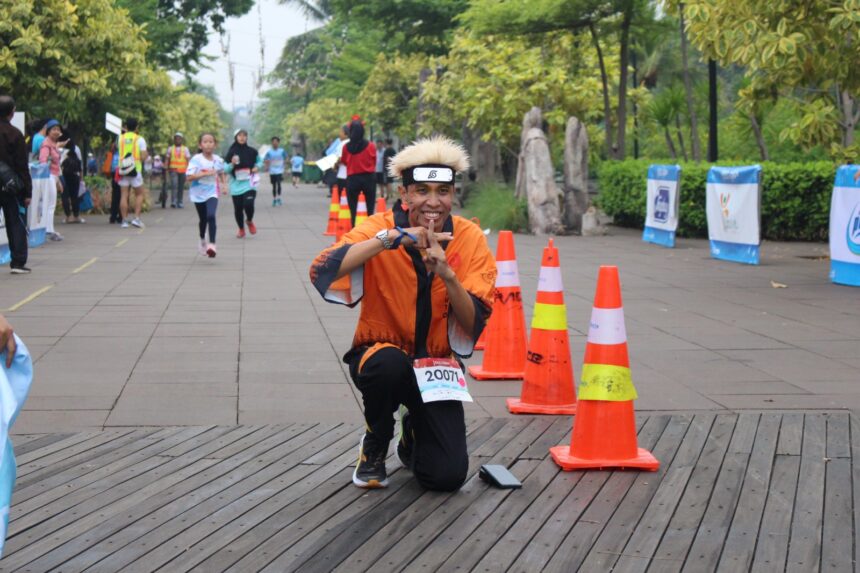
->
xmin=0 ymin=160 xmax=23 ymax=196
xmin=118 ymin=135 xmax=138 ymax=176
xmin=61 ymin=150 xmax=82 ymax=177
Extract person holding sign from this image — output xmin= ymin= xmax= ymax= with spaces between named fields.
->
xmin=309 ymin=136 xmax=496 ymax=491
xmin=224 ymin=129 xmax=261 ymax=238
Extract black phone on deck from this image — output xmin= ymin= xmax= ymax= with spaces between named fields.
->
xmin=479 ymin=464 xmax=522 ymax=489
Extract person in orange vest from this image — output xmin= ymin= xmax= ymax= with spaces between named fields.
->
xmin=309 ymin=136 xmax=497 ymax=491
xmin=166 ymin=132 xmax=190 ymax=208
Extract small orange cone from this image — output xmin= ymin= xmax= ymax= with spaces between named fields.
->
xmin=375 ymin=196 xmax=387 ymax=213
xmin=336 ymin=190 xmax=352 ymax=241
xmin=507 ymin=238 xmax=577 ymax=415
xmin=468 ymin=231 xmax=527 ymax=380
xmin=550 ymin=266 xmax=659 ymax=471
xmin=324 ymin=187 xmax=340 ymax=236
xmin=356 ymin=192 xmax=368 ymax=226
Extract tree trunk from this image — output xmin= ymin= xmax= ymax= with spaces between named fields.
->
xmin=749 ymin=114 xmax=769 ymax=161
xmin=589 ymin=22 xmax=613 ymax=157
xmin=842 ymin=90 xmax=858 ymax=147
xmin=518 ymin=108 xmax=563 ymax=235
xmin=675 ymin=115 xmax=688 ymax=161
xmin=614 ymin=2 xmax=633 ymax=160
xmin=562 ymin=116 xmax=590 ymax=234
xmin=416 ymin=67 xmax=432 ymax=137
xmin=679 ymin=4 xmax=701 ymax=161
xmin=664 ymin=128 xmax=678 ymax=159
xmin=516 ymin=107 xmax=543 ymax=200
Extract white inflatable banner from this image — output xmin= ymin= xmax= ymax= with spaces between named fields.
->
xmin=706 ymin=165 xmax=762 ymax=265
xmin=642 ymin=164 xmax=681 ymax=248
xmin=0 ymin=205 xmax=7 ymax=265
xmin=28 ymin=163 xmax=50 ymax=247
xmin=830 ymin=165 xmax=860 ymax=286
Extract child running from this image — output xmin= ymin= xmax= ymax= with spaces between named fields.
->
xmin=224 ymin=129 xmax=261 ymax=238
xmin=185 ymin=132 xmax=225 ymax=258
xmin=290 ymin=151 xmax=304 ymax=188
xmin=263 ymin=136 xmax=287 ymax=206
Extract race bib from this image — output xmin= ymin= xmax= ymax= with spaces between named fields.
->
xmin=413 ymin=358 xmax=472 ymax=403
xmin=235 ymin=168 xmax=251 ymax=181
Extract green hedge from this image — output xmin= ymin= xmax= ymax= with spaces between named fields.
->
xmin=596 ymin=159 xmax=836 ymax=241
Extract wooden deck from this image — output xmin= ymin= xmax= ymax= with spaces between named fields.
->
xmin=0 ymin=412 xmax=854 ymax=572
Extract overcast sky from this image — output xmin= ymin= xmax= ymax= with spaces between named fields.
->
xmin=191 ymin=1 xmax=320 ymax=110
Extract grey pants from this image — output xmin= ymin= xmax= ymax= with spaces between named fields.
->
xmin=170 ymin=172 xmax=186 ymax=206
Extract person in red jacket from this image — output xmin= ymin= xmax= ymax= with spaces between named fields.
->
xmin=340 ymin=119 xmax=377 ymax=225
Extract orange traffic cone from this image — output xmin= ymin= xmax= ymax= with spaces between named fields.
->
xmin=468 ymin=231 xmax=527 ymax=380
xmin=550 ymin=266 xmax=658 ymax=471
xmin=324 ymin=187 xmax=339 ymax=236
xmin=375 ymin=196 xmax=387 ymax=213
xmin=507 ymin=238 xmax=577 ymax=414
xmin=356 ymin=192 xmax=368 ymax=226
xmin=336 ymin=190 xmax=352 ymax=241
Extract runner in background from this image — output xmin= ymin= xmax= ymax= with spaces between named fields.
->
xmin=224 ymin=129 xmax=261 ymax=238
xmin=263 ymin=136 xmax=286 ymax=206
xmin=185 ymin=133 xmax=225 ymax=258
xmin=290 ymin=151 xmax=304 ymax=188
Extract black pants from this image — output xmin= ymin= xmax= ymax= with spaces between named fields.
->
xmin=346 ymin=172 xmax=376 ymax=226
xmin=110 ymin=179 xmax=122 ymax=223
xmin=61 ymin=173 xmax=81 ymax=217
xmin=349 ymin=346 xmax=468 ymax=492
xmin=195 ymin=197 xmax=218 ymax=243
xmin=0 ymin=193 xmax=27 ymax=269
xmin=232 ymin=190 xmax=256 ymax=229
xmin=270 ymin=174 xmax=282 ymax=197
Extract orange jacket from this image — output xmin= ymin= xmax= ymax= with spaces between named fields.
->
xmin=310 ymin=203 xmax=496 ymax=361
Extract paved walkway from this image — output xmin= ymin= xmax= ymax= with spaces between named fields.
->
xmin=0 ymin=182 xmax=856 ymax=434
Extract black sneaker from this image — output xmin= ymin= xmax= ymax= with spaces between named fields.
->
xmin=10 ymin=266 xmax=31 ymax=274
xmin=397 ymin=406 xmax=414 ymax=470
xmin=353 ymin=433 xmax=388 ymax=488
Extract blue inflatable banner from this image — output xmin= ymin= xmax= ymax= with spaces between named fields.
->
xmin=706 ymin=165 xmax=762 ymax=265
xmin=643 ymin=164 xmax=681 ymax=248
xmin=830 ymin=165 xmax=860 ymax=286
xmin=0 ymin=336 xmax=33 ymax=556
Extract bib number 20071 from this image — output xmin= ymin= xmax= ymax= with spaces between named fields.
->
xmin=413 ymin=358 xmax=473 ymax=404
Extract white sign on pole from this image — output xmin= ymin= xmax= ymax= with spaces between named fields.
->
xmin=10 ymin=112 xmax=25 ymax=135
xmin=829 ymin=165 xmax=860 ymax=286
xmin=105 ymin=113 xmax=122 ymax=135
xmin=643 ymin=164 xmax=681 ymax=248
xmin=705 ymin=165 xmax=762 ymax=265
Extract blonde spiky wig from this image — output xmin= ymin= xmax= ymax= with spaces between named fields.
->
xmin=388 ymin=135 xmax=470 ymax=183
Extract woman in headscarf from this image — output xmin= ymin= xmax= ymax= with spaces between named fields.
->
xmin=224 ymin=129 xmax=261 ymax=238
xmin=340 ymin=119 xmax=377 ymax=226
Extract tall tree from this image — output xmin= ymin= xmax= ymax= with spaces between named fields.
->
xmin=676 ymin=3 xmax=701 ymax=160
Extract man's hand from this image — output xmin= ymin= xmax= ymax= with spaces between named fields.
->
xmin=396 ymin=225 xmax=453 ymax=250
xmin=422 ymin=220 xmax=455 ymax=281
xmin=0 ymin=314 xmax=16 ymax=368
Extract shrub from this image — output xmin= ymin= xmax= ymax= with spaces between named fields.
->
xmin=596 ymin=159 xmax=836 ymax=241
xmin=463 ymin=183 xmax=529 ymax=233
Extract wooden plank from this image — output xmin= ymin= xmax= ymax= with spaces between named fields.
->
xmin=611 ymin=414 xmax=717 ymax=573
xmin=13 ymin=433 xmax=74 ymax=456
xmin=821 ymin=458 xmax=853 ymax=572
xmin=356 ymin=418 xmax=557 ymax=572
xmin=827 ymin=412 xmax=851 ymax=459
xmin=16 ymin=429 xmax=136 ymax=477
xmin=785 ymin=413 xmax=826 ymax=573
xmin=14 ymin=430 xmax=106 ymax=466
xmin=312 ymin=417 xmax=549 ymax=573
xmin=255 ymin=417 xmax=518 ymax=573
xmin=647 ymin=413 xmax=737 ymax=573
xmin=214 ymin=418 xmax=499 ymax=573
xmin=750 ymin=455 xmax=800 ymax=571
xmin=110 ymin=426 xmax=362 ymax=573
xmin=776 ymin=412 xmax=803 ymax=456
xmin=716 ymin=412 xmax=781 ymax=571
xmin=520 ymin=417 xmax=573 ymax=459
xmin=0 ymin=425 xmax=271 ymax=570
xmin=552 ymin=415 xmax=693 ymax=572
xmin=498 ymin=415 xmax=670 ymax=573
xmin=31 ymin=424 xmax=332 ymax=573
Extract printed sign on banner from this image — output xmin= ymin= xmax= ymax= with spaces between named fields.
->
xmin=705 ymin=165 xmax=762 ymax=265
xmin=28 ymin=163 xmax=50 ymax=247
xmin=643 ymin=164 xmax=681 ymax=248
xmin=829 ymin=165 xmax=860 ymax=286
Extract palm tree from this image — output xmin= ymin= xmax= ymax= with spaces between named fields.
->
xmin=279 ymin=0 xmax=332 ymax=22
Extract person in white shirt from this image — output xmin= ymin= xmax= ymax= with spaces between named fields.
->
xmin=185 ymin=132 xmax=226 ymax=258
